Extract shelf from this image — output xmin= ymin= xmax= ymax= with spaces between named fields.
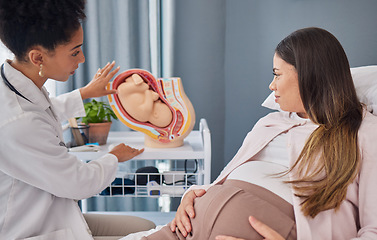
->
xmin=71 ymin=130 xmax=205 ymax=161
xmin=99 ymin=171 xmax=201 ymax=198
xmin=70 ymin=119 xmax=211 ymax=213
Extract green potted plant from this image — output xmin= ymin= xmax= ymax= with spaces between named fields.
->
xmin=80 ymin=99 xmax=118 ymax=145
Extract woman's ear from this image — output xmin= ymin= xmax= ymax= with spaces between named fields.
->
xmin=28 ymin=48 xmax=44 ymax=67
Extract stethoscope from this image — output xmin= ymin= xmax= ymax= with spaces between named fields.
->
xmin=1 ymin=63 xmax=67 ymax=148
xmin=1 ymin=63 xmax=31 ymax=103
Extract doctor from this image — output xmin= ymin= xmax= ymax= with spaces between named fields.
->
xmin=0 ymin=0 xmax=154 ymax=239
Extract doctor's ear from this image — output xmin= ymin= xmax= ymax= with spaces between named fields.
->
xmin=28 ymin=47 xmax=46 ymax=67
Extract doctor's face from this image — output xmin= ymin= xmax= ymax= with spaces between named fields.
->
xmin=42 ymin=26 xmax=86 ymax=82
xmin=270 ymin=53 xmax=307 ymax=118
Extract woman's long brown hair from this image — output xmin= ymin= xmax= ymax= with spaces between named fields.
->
xmin=276 ymin=27 xmax=363 ymax=217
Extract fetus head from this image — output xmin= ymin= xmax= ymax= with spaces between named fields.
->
xmin=107 ymin=69 xmax=195 ymax=148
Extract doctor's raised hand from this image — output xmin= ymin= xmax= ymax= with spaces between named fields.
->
xmin=79 ymin=61 xmax=120 ymax=100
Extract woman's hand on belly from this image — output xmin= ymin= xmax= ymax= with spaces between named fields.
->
xmin=170 ymin=189 xmax=206 ymax=237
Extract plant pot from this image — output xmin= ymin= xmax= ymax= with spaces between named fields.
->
xmin=88 ymin=122 xmax=112 ymax=145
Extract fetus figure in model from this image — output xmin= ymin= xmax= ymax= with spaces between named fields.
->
xmin=117 ymin=73 xmax=173 ymax=128
xmin=107 ymin=69 xmax=195 ymax=148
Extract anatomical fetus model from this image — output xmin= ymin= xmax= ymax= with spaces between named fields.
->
xmin=107 ymin=69 xmax=195 ymax=148
xmin=117 ymin=74 xmax=173 ymax=128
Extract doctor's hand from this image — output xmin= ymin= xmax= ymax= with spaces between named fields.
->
xmin=170 ymin=189 xmax=206 ymax=237
xmin=80 ymin=61 xmax=120 ymax=100
xmin=109 ymin=143 xmax=144 ymax=162
xmin=216 ymin=216 xmax=285 ymax=240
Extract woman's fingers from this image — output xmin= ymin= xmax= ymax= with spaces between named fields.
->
xmin=80 ymin=61 xmax=120 ymax=99
xmin=215 ymin=216 xmax=285 ymax=240
xmin=248 ymin=216 xmax=285 ymax=240
xmin=98 ymin=61 xmax=120 ymax=82
xmin=170 ymin=218 xmax=177 ymax=232
xmin=169 ymin=189 xmax=207 ymax=237
xmin=109 ymin=143 xmax=144 ymax=162
xmin=100 ymin=61 xmax=116 ymax=77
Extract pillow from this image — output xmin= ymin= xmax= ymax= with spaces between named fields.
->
xmin=351 ymin=65 xmax=377 ymax=114
xmin=262 ymin=65 xmax=377 ymax=115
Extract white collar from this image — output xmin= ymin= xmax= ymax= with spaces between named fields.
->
xmin=289 ymin=112 xmax=311 ymax=123
xmin=3 ymin=60 xmax=51 ymax=111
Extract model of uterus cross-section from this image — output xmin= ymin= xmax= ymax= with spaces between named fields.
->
xmin=107 ymin=69 xmax=195 ymax=148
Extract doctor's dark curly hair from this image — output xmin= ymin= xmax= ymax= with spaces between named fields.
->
xmin=0 ymin=0 xmax=86 ymax=61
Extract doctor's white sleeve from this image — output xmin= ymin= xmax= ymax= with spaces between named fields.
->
xmin=0 ymin=111 xmax=118 ymax=200
xmin=50 ymin=89 xmax=85 ymax=121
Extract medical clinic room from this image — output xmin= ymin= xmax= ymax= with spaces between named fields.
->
xmin=1 ymin=0 xmax=377 ymax=239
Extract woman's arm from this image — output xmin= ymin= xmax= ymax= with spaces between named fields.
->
xmin=355 ymin=113 xmax=377 ymax=239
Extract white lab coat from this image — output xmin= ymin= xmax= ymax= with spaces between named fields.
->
xmin=0 ymin=61 xmax=118 ymax=239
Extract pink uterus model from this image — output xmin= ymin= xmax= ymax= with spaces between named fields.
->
xmin=107 ymin=69 xmax=195 ymax=148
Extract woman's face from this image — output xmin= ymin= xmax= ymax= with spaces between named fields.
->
xmin=270 ymin=53 xmax=308 ymax=118
xmin=43 ymin=26 xmax=85 ymax=81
